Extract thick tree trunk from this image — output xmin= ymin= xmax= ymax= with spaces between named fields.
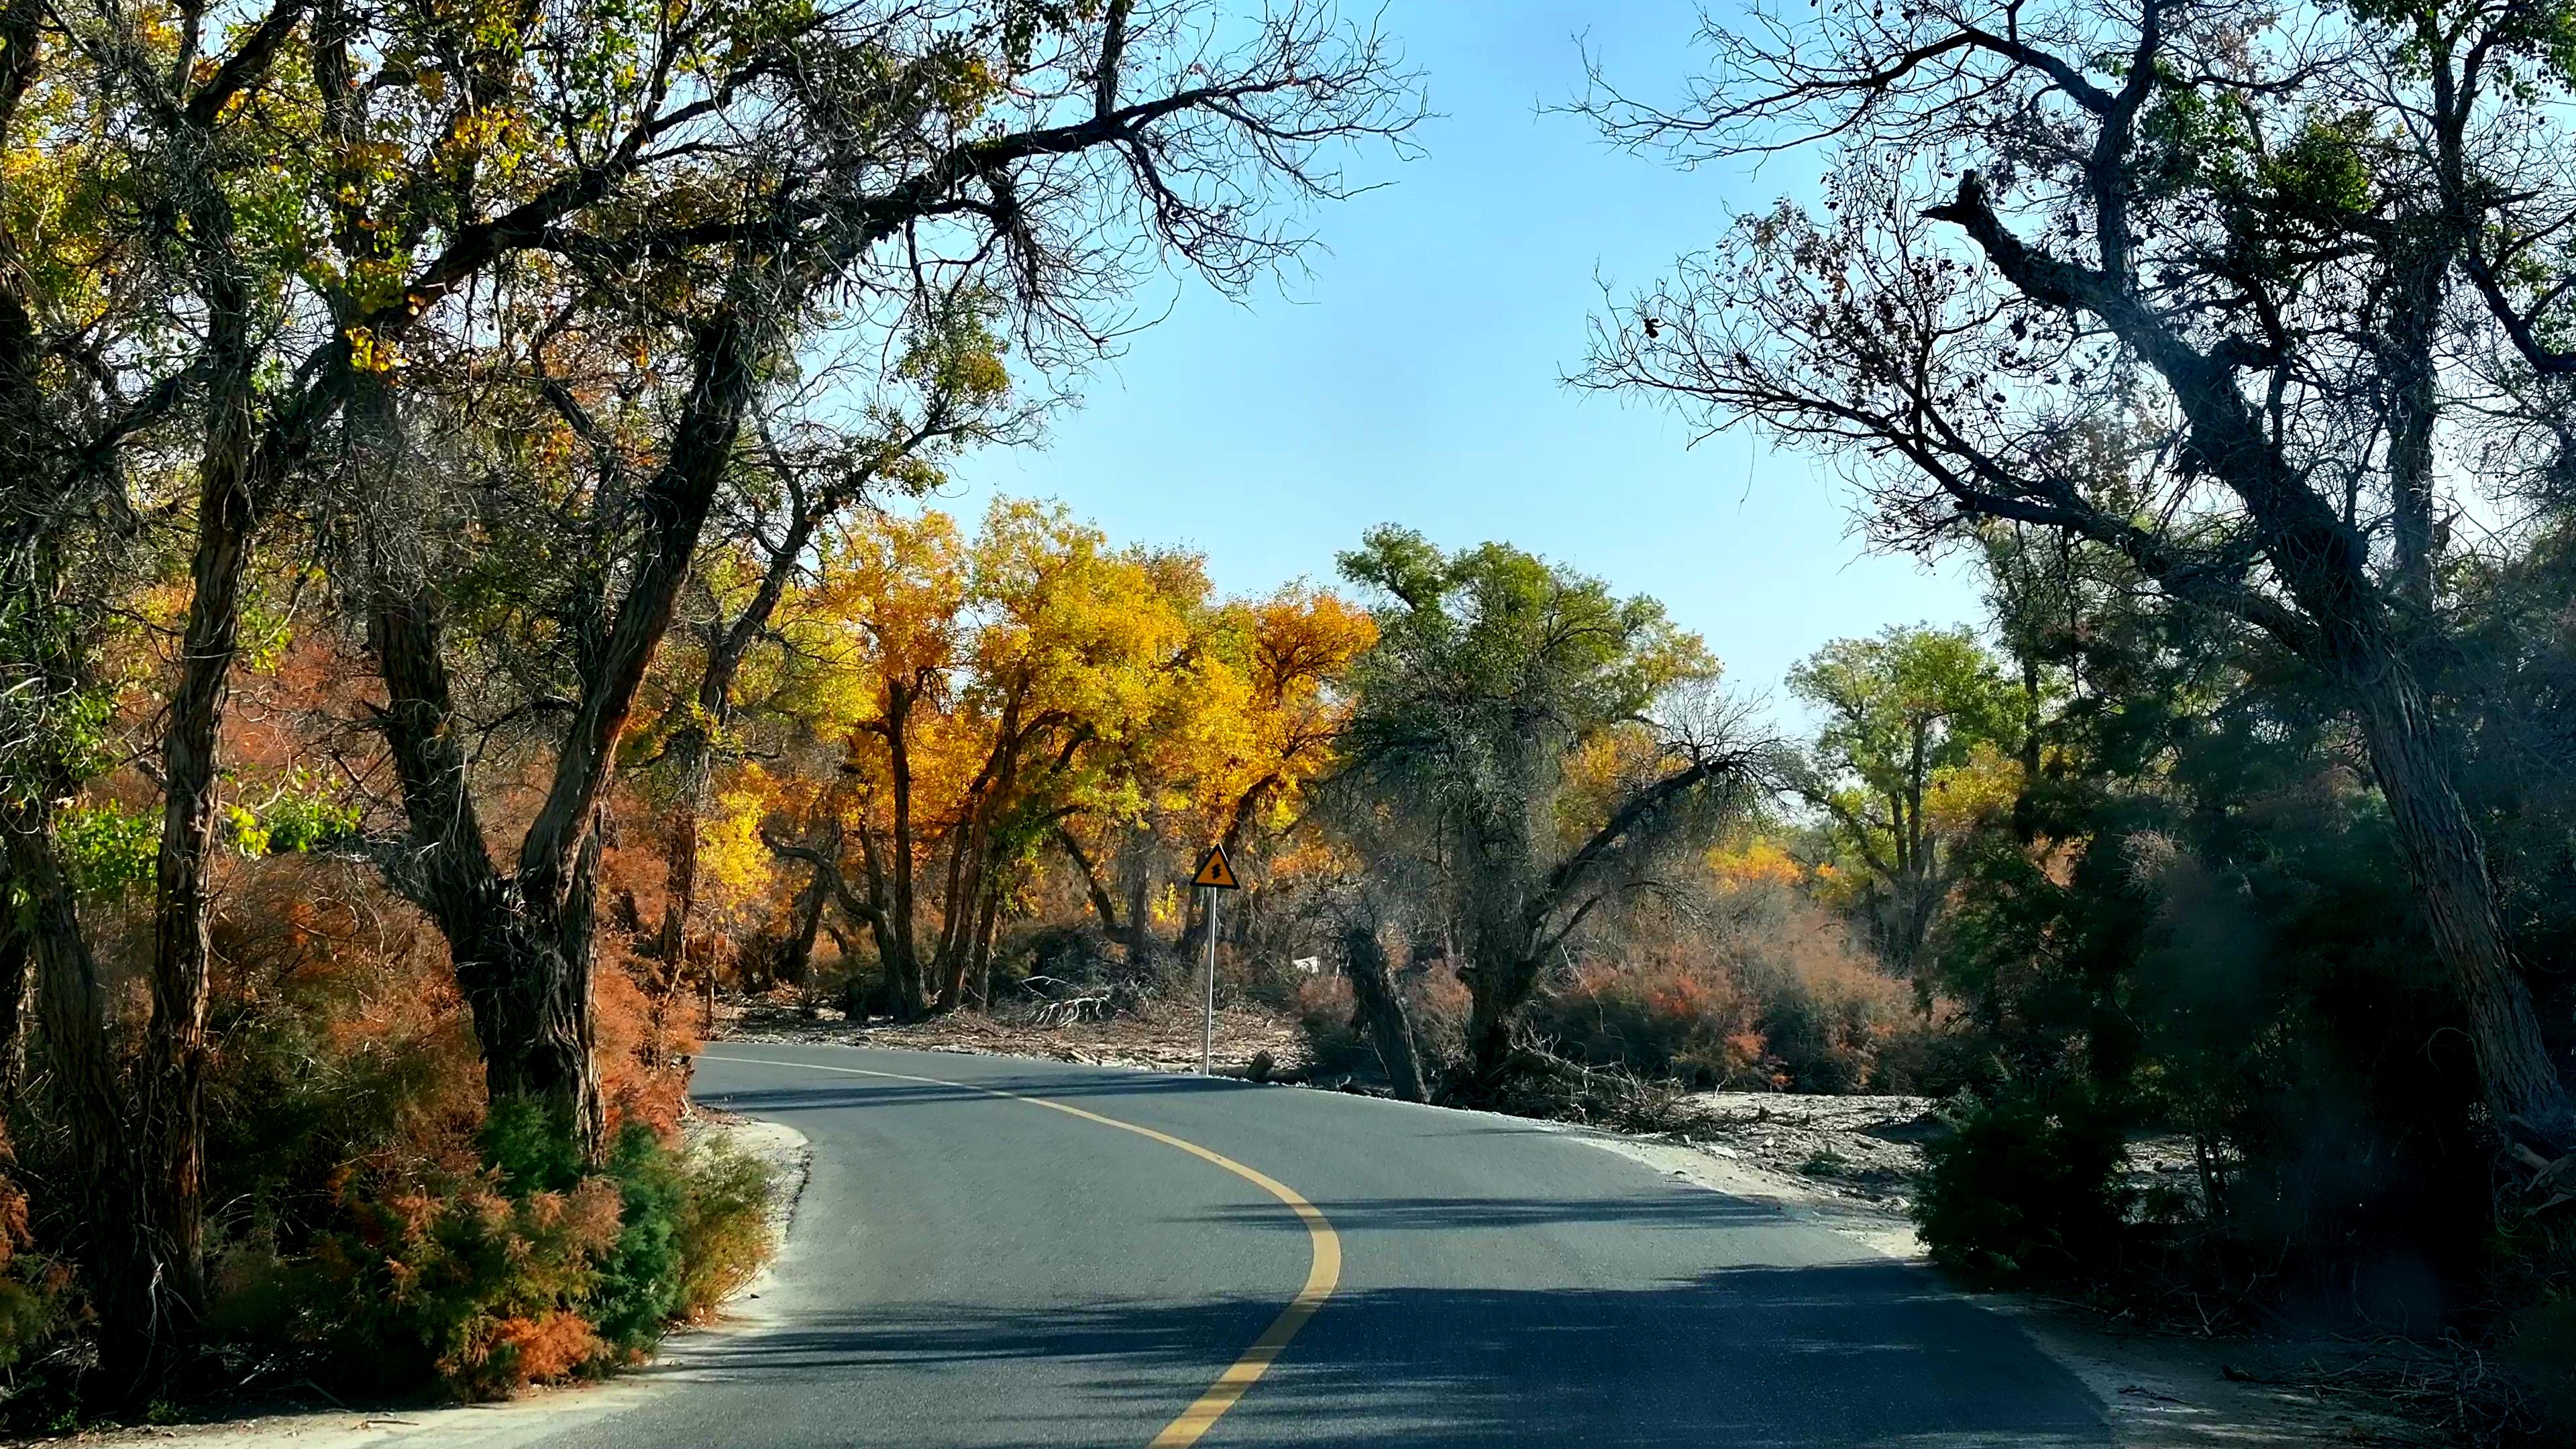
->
xmin=143 ymin=407 xmax=256 ymax=1324
xmin=1339 ymin=924 xmax=1424 ymax=1102
xmin=373 ymin=300 xmax=769 ymax=1152
xmin=2347 ymin=657 xmax=2576 ymax=1146
xmin=372 ymin=590 xmax=602 ymax=1142
xmin=1456 ymin=926 xmax=1549 ymax=1098
xmin=1 ymin=818 xmax=158 ymax=1387
xmin=0 ymin=900 xmax=30 ymax=1100
xmin=448 ymin=848 xmax=606 ymax=1143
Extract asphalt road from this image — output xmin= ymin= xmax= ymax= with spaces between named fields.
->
xmin=544 ymin=1043 xmax=2111 ymax=1449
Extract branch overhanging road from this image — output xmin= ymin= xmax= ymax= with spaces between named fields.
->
xmin=545 ymin=1044 xmax=2110 ymax=1448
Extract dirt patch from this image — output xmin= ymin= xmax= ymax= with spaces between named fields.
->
xmin=715 ymin=994 xmax=1306 ymax=1079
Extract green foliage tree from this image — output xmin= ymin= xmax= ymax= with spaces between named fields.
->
xmin=1787 ymin=625 xmax=2021 ymax=974
xmin=1330 ymin=526 xmax=1760 ymax=1094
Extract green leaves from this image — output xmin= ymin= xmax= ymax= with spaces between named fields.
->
xmin=53 ymin=802 xmax=156 ymax=899
xmin=1338 ymin=526 xmax=1718 ymax=755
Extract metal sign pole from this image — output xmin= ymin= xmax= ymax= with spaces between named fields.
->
xmin=1201 ymin=884 xmax=1217 ymax=1077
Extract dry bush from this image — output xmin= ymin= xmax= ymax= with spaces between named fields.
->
xmin=596 ymin=945 xmax=694 ymax=1137
xmin=1530 ymin=874 xmax=1930 ymax=1092
xmin=1291 ymin=951 xmax=1469 ymax=1086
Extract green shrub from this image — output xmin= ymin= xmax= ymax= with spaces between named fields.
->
xmin=0 ymin=1256 xmax=70 ymax=1372
xmin=672 ymin=1140 xmax=776 ymax=1319
xmin=211 ymin=1101 xmax=775 ymax=1400
xmin=592 ymin=1124 xmax=687 ymax=1356
xmin=1915 ymin=1083 xmax=2135 ymax=1284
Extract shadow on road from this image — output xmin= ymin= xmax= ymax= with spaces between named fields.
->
xmin=1182 ymin=1193 xmax=1783 ymax=1232
xmin=649 ymin=1262 xmax=2106 ymax=1448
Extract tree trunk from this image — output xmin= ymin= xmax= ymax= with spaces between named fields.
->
xmin=655 ymin=733 xmax=706 ymax=1004
xmin=1340 ymin=924 xmax=1424 ymax=1102
xmin=372 ymin=589 xmax=602 ymax=1142
xmin=780 ymin=856 xmax=831 ymax=985
xmin=1056 ymin=827 xmax=1122 ymax=938
xmin=2347 ymin=657 xmax=2576 ymax=1146
xmin=135 ymin=219 xmax=268 ymax=1348
xmin=449 ymin=849 xmax=606 ymax=1144
xmin=1 ymin=817 xmax=158 ymax=1388
xmin=1456 ymin=926 xmax=1547 ymax=1099
xmin=1122 ymin=843 xmax=1156 ymax=967
xmin=0 ymin=900 xmax=30 ymax=1101
xmin=372 ymin=299 xmax=770 ymax=1152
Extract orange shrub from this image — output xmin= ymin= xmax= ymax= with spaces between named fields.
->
xmin=1529 ymin=879 xmax=1925 ymax=1092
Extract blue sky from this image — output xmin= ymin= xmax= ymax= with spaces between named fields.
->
xmin=936 ymin=0 xmax=1983 ymax=706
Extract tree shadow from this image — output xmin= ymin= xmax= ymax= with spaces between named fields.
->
xmin=620 ymin=1265 xmax=2106 ymax=1448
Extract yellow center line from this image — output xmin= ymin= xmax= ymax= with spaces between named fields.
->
xmin=701 ymin=1053 xmax=1342 ymax=1449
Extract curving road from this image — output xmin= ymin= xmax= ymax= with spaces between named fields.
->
xmin=545 ymin=1043 xmax=2109 ymax=1448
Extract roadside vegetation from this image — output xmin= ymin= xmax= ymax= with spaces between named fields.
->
xmin=6 ymin=0 xmax=2576 ymax=1444
xmin=0 ymin=0 xmax=1419 ymax=1427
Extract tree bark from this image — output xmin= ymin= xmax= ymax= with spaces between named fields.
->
xmin=372 ymin=586 xmax=605 ymax=1140
xmin=779 ymin=851 xmax=832 ymax=986
xmin=1 ymin=814 xmax=155 ymax=1385
xmin=371 ymin=301 xmax=769 ymax=1149
xmin=2347 ymin=655 xmax=2575 ymax=1144
xmin=0 ymin=893 xmax=30 ymax=1102
xmin=1340 ymin=924 xmax=1424 ymax=1102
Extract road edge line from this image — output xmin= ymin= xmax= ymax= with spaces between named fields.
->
xmin=701 ymin=1054 xmax=1342 ymax=1449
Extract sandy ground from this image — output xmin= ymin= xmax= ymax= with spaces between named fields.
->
xmin=716 ymin=994 xmax=1306 ymax=1076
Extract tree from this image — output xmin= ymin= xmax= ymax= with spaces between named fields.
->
xmin=1051 ymin=581 xmax=1375 ymax=969
xmin=1575 ymin=0 xmax=2576 ymax=1154
xmin=763 ymin=500 xmax=1201 ymax=1014
xmin=1329 ymin=527 xmax=1760 ymax=1094
xmin=0 ymin=0 xmax=578 ymax=1376
xmin=635 ymin=293 xmax=1027 ymax=1016
xmin=1788 ymin=626 xmax=2020 ymax=974
xmin=339 ymin=0 xmax=1418 ymax=1138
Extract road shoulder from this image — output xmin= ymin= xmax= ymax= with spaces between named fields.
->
xmin=1582 ymin=1131 xmax=2424 ymax=1449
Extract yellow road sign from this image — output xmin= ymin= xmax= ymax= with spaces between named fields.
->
xmin=1191 ymin=843 xmax=1242 ymax=890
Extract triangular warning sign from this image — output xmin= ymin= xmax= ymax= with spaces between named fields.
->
xmin=1191 ymin=843 xmax=1242 ymax=890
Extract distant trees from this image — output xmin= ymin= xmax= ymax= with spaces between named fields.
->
xmin=1328 ymin=527 xmax=1763 ymax=1095
xmin=749 ymin=502 xmax=1376 ymax=1018
xmin=1577 ymin=0 xmax=2576 ymax=1156
xmin=1787 ymin=627 xmax=2020 ymax=975
xmin=636 ymin=296 xmax=1029 ymax=1025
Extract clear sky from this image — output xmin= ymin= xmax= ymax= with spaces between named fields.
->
xmin=935 ymin=0 xmax=1984 ymax=706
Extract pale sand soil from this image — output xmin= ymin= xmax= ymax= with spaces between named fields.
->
xmin=714 ymin=993 xmax=1305 ymax=1076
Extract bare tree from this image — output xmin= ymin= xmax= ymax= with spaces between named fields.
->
xmin=1574 ymin=0 xmax=2576 ymax=1159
